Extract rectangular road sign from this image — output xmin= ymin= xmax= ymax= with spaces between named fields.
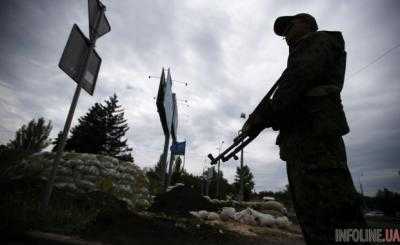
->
xmin=59 ymin=24 xmax=102 ymax=95
xmin=88 ymin=0 xmax=111 ymax=40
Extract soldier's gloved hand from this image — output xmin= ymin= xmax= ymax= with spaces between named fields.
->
xmin=242 ymin=99 xmax=275 ymax=137
xmin=242 ymin=113 xmax=269 ymax=137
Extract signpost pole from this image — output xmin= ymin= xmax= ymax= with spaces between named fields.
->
xmin=161 ymin=134 xmax=170 ymax=192
xmin=40 ymin=3 xmax=105 ymax=211
xmin=183 ymin=151 xmax=186 ymax=171
xmin=40 ymin=84 xmax=82 ymax=211
xmin=182 ymin=139 xmax=186 ymax=171
xmin=167 ymin=144 xmax=175 ymax=187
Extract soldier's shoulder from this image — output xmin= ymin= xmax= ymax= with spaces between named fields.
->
xmin=306 ymin=31 xmax=345 ymax=49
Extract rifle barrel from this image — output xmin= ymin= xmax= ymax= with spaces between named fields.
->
xmin=222 ymin=136 xmax=254 ymax=162
xmin=208 ymin=135 xmax=255 ymax=165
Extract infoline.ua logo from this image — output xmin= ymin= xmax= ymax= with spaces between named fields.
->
xmin=335 ymin=228 xmax=400 ymax=243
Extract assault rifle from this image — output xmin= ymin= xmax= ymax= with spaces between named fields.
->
xmin=208 ymin=80 xmax=280 ymax=165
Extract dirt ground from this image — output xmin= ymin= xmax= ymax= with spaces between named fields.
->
xmin=5 ymin=217 xmax=306 ymax=245
xmin=3 ymin=178 xmax=397 ymax=245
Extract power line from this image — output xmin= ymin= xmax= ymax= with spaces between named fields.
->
xmin=348 ymin=43 xmax=400 ymax=78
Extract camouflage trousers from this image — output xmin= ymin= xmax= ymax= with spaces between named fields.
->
xmin=283 ymin=136 xmax=369 ymax=245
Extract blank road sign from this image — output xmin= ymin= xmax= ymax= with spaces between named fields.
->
xmin=59 ymin=24 xmax=102 ymax=95
xmin=89 ymin=0 xmax=111 ymax=40
xmin=82 ymin=49 xmax=101 ymax=95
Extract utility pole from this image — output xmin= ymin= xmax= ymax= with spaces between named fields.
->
xmin=216 ymin=140 xmax=224 ymax=199
xmin=239 ymin=113 xmax=246 ymax=201
xmin=201 ymin=169 xmax=205 ymax=195
xmin=359 ymin=172 xmax=367 ymax=211
xmin=205 ymin=170 xmax=210 ymax=197
xmin=239 ymin=143 xmax=244 ymax=201
xmin=201 ymin=157 xmax=207 ymax=196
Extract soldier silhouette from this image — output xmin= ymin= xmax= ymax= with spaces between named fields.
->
xmin=242 ymin=13 xmax=370 ymax=245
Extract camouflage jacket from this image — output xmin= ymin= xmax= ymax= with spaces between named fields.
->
xmin=267 ymin=31 xmax=350 ymax=152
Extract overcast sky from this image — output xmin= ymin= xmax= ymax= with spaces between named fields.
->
xmin=1 ymin=0 xmax=399 ymax=196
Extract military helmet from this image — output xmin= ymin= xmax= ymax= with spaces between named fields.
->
xmin=274 ymin=13 xmax=318 ymax=36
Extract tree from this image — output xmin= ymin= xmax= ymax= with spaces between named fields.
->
xmin=213 ymin=170 xmax=234 ymax=200
xmin=374 ymin=188 xmax=400 ymax=216
xmin=63 ymin=94 xmax=133 ymax=161
xmin=102 ymin=94 xmax=132 ymax=161
xmin=63 ymin=102 xmax=105 ymax=153
xmin=154 ymin=153 xmax=165 ymax=180
xmin=234 ymin=165 xmax=255 ymax=201
xmin=199 ymin=167 xmax=233 ymax=199
xmin=8 ymin=117 xmax=52 ymax=154
xmin=0 ymin=144 xmax=16 ymax=174
xmin=146 ymin=168 xmax=163 ymax=195
xmin=1 ymin=118 xmax=52 ymax=173
xmin=146 ymin=154 xmax=168 ymax=195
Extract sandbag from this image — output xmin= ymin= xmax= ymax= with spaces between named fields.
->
xmin=234 ymin=208 xmax=257 ymax=226
xmin=276 ymin=216 xmax=291 ymax=228
xmin=206 ymin=212 xmax=220 ymax=220
xmin=220 ymin=207 xmax=236 ymax=221
xmin=251 ymin=209 xmax=276 ymax=227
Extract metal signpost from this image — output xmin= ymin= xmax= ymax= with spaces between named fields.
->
xmin=156 ymin=68 xmax=174 ymax=191
xmin=155 ymin=68 xmax=186 ymax=191
xmin=41 ymin=0 xmax=110 ymax=211
xmin=167 ymin=93 xmax=178 ymax=187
